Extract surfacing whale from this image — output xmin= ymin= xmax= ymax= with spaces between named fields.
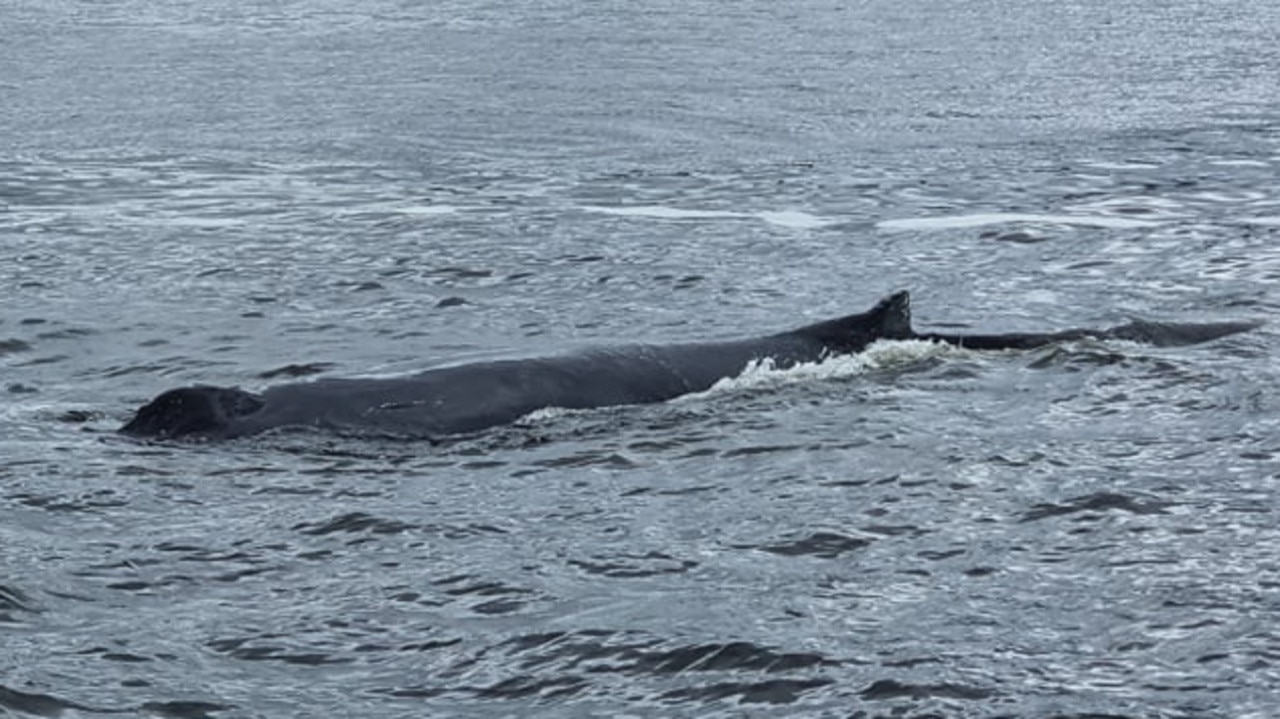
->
xmin=120 ymin=291 xmax=1259 ymax=441
xmin=122 ymin=291 xmax=913 ymax=440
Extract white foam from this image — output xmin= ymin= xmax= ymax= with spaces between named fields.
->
xmin=876 ymin=212 xmax=1160 ymax=231
xmin=755 ymin=210 xmax=835 ymax=229
xmin=581 ymin=205 xmax=745 ymax=221
xmin=514 ymin=340 xmax=951 ymax=424
xmin=1080 ymin=161 xmax=1161 ymax=170
xmin=682 ymin=339 xmax=951 ymax=401
xmin=1209 ymin=159 xmax=1271 ymax=168
xmin=521 ymin=406 xmax=573 ymax=424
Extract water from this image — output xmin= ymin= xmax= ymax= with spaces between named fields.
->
xmin=3 ymin=1 xmax=1279 ymax=717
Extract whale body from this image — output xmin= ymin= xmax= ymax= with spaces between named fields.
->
xmin=121 ymin=291 xmax=914 ymax=440
xmin=119 ymin=291 xmax=1260 ymax=441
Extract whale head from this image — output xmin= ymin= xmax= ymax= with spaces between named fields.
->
xmin=121 ymin=386 xmax=264 ymax=439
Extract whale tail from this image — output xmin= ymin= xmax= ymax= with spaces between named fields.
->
xmin=121 ymin=386 xmax=264 ymax=439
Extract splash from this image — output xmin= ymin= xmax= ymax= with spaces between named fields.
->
xmin=684 ymin=339 xmax=952 ymax=401
xmin=516 ymin=340 xmax=951 ymax=425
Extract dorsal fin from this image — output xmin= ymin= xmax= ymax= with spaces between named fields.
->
xmin=791 ymin=290 xmax=913 ymax=354
xmin=867 ymin=290 xmax=913 ymax=339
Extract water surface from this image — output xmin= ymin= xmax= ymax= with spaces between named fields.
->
xmin=3 ymin=2 xmax=1279 ymax=717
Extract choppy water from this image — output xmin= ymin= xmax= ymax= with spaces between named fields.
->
xmin=3 ymin=2 xmax=1280 ymax=717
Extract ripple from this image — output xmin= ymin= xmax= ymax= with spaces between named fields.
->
xmin=877 ymin=212 xmax=1161 ymax=231
xmin=568 ymin=551 xmax=698 ymax=578
xmin=579 ymin=204 xmax=837 ymax=230
xmin=0 ymin=684 xmax=230 ymax=718
xmin=661 ymin=677 xmax=834 ymax=704
xmin=488 ymin=633 xmax=843 ymax=683
xmin=859 ymin=678 xmax=997 ymax=701
xmin=0 ymin=339 xmax=33 ymax=356
xmin=206 ymin=636 xmax=351 ymax=666
xmin=751 ymin=531 xmax=873 ymax=559
xmin=0 ymin=584 xmax=37 ymax=623
xmin=435 ymin=574 xmax=538 ymax=615
xmin=139 ymin=701 xmax=234 ymax=719
xmin=9 ymin=490 xmax=129 ymax=513
xmin=0 ymin=684 xmax=105 ymax=717
xmin=257 ymin=362 xmax=335 ymax=379
xmin=1020 ymin=492 xmax=1174 ymax=522
xmin=5 ymin=7 xmax=1280 ymax=718
xmin=293 ymin=511 xmax=417 ymax=536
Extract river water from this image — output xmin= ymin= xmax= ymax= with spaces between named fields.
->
xmin=3 ymin=2 xmax=1279 ymax=717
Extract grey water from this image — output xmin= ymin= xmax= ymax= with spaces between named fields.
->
xmin=3 ymin=1 xmax=1280 ymax=717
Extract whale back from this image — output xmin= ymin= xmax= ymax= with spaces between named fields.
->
xmin=786 ymin=290 xmax=913 ymax=354
xmin=915 ymin=317 xmax=1262 ymax=350
xmin=121 ymin=386 xmax=264 ymax=439
xmin=1102 ymin=319 xmax=1263 ymax=346
xmin=117 ymin=290 xmax=1259 ymax=442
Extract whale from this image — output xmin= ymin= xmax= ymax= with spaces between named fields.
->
xmin=119 ymin=291 xmax=1260 ymax=441
xmin=121 ymin=291 xmax=914 ymax=440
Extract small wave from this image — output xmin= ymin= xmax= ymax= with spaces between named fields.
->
xmin=859 ymin=678 xmax=997 ymax=701
xmin=1241 ymin=216 xmax=1280 ymax=226
xmin=387 ymin=203 xmax=460 ymax=216
xmin=499 ymin=633 xmax=839 ymax=676
xmin=206 ymin=636 xmax=350 ymax=666
xmin=434 ymin=574 xmax=537 ymax=615
xmin=0 ymin=585 xmax=38 ymax=623
xmin=1209 ymin=159 xmax=1271 ymax=168
xmin=1020 ymin=491 xmax=1173 ymax=522
xmin=1080 ymin=161 xmax=1161 ymax=170
xmin=256 ymin=362 xmax=335 ymax=379
xmin=0 ymin=684 xmax=109 ymax=717
xmin=579 ymin=205 xmax=836 ymax=229
xmin=660 ymin=678 xmax=834 ymax=705
xmin=751 ymin=531 xmax=874 ymax=559
xmin=877 ymin=212 xmax=1160 ymax=231
xmin=2 ymin=677 xmax=227 ymax=716
xmin=0 ymin=338 xmax=33 ymax=356
xmin=568 ymin=551 xmax=697 ymax=578
xmin=755 ymin=210 xmax=835 ymax=229
xmin=293 ymin=511 xmax=418 ymax=535
xmin=581 ymin=205 xmax=744 ymax=221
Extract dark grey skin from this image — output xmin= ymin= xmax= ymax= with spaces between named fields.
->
xmin=122 ymin=290 xmax=914 ymax=441
xmin=120 ymin=291 xmax=1260 ymax=441
xmin=915 ymin=318 xmax=1263 ymax=350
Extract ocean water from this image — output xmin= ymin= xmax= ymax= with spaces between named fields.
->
xmin=3 ymin=1 xmax=1279 ymax=717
